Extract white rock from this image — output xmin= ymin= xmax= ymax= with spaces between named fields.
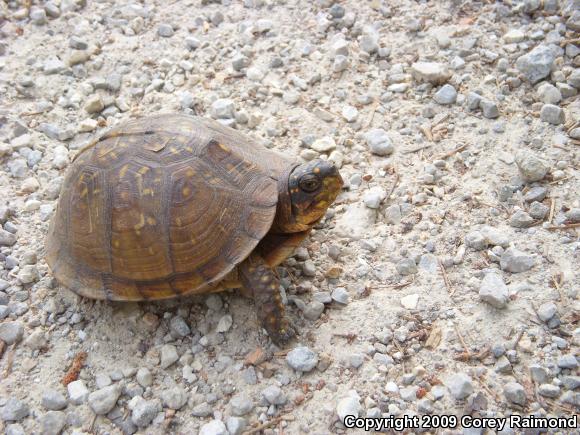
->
xmin=336 ymin=395 xmax=361 ymax=422
xmin=310 ymin=137 xmax=336 ymax=153
xmin=400 ymin=294 xmax=419 ymax=310
xmin=67 ymin=380 xmax=89 ymax=405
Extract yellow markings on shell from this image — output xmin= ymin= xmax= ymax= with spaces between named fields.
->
xmin=270 ymin=284 xmax=277 ymax=290
xmin=186 ymin=168 xmax=195 ymax=177
xmin=186 ymin=147 xmax=193 ymax=153
xmin=142 ymin=188 xmax=154 ymax=196
xmin=182 ymin=186 xmax=191 ymax=197
xmin=138 ymin=167 xmax=150 ymax=175
xmin=268 ymin=315 xmax=276 ymax=325
xmin=119 ymin=164 xmax=130 ymax=179
xmin=248 ymin=267 xmax=256 ymax=273
xmin=218 ymin=143 xmax=231 ymax=153
xmin=79 ymin=187 xmax=89 ymax=198
xmin=175 ymin=217 xmax=182 ymax=226
xmin=260 ymin=275 xmax=270 ymax=283
xmin=147 ymin=217 xmax=156 ymax=225
xmin=134 ymin=214 xmax=145 ymax=231
xmin=148 ymin=247 xmax=155 ymax=255
xmin=170 ymin=146 xmax=179 ymax=154
xmin=113 ymin=239 xmax=120 ymax=248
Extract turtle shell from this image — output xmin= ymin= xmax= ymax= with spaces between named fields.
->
xmin=45 ymin=114 xmax=293 ymax=301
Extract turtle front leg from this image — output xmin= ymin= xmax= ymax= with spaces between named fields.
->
xmin=239 ymin=254 xmax=295 ymax=346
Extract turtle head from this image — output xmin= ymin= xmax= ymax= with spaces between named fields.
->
xmin=275 ymin=159 xmax=343 ymax=233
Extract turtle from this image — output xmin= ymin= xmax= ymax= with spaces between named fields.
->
xmin=45 ymin=114 xmax=343 ymax=345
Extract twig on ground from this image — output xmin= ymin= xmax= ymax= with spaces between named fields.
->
xmin=439 ymin=260 xmax=454 ymax=296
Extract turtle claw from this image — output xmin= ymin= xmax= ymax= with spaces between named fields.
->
xmin=266 ymin=318 xmax=296 ymax=347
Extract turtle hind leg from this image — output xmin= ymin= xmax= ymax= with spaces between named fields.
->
xmin=239 ymin=253 xmax=295 ymax=346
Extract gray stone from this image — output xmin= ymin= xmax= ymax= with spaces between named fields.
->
xmin=39 ymin=411 xmax=66 ymax=435
xmin=396 ymin=258 xmax=417 ymax=276
xmin=211 ymin=99 xmax=235 ymax=119
xmin=44 ymin=2 xmax=61 ymax=18
xmin=159 ymin=344 xmax=179 ymax=369
xmin=200 ymin=420 xmax=227 ymax=435
xmin=1 ymin=398 xmax=29 ymax=421
xmin=565 ymin=208 xmax=580 ymax=223
xmin=333 ymin=55 xmax=349 ymax=72
xmin=44 ymin=58 xmax=66 ymax=75
xmin=510 ymin=210 xmax=534 ymax=228
xmin=445 ymin=373 xmax=473 ymax=399
xmin=538 ymin=384 xmax=560 ymax=398
xmin=480 ymin=99 xmax=500 ymax=118
xmin=331 ymin=287 xmax=349 ymax=304
xmin=479 ymin=273 xmax=509 ymax=309
xmin=226 ymin=416 xmax=246 ymax=435
xmin=365 ymin=129 xmax=394 ymax=156
xmin=261 ymin=385 xmax=287 ymax=406
xmin=528 ymin=202 xmax=548 ymax=220
xmin=42 ymin=390 xmax=67 ymax=411
xmin=24 ymin=330 xmax=47 ymax=350
xmin=169 ymin=316 xmax=190 ymax=338
xmin=88 ymin=385 xmax=121 ymax=415
xmin=30 ymin=8 xmax=48 ymax=25
xmin=5 ymin=423 xmax=25 ymax=435
xmin=216 ymin=314 xmax=233 ymax=332
xmin=540 ymin=104 xmax=565 ymax=125
xmin=558 ymin=354 xmax=578 ymax=369
xmin=229 ymin=393 xmax=254 ymax=416
xmin=303 ymin=301 xmax=325 ymax=320
xmin=537 ymin=302 xmax=557 ymax=322
xmin=504 ymin=29 xmax=525 ymax=43
xmin=286 ymin=346 xmax=318 ymax=372
xmin=433 ymin=84 xmax=457 ymax=105
xmin=84 ymin=95 xmax=104 ymax=114
xmin=400 ymin=386 xmax=419 ymax=401
xmin=411 ymin=62 xmax=451 ymax=85
xmin=131 ymin=398 xmax=159 ymax=427
xmin=136 ymin=368 xmax=152 ymax=387
xmin=350 ymin=353 xmax=365 ymax=368
xmin=537 ymin=83 xmax=562 ymax=104
xmin=561 ymin=376 xmax=580 ymax=390
xmin=311 ymin=137 xmax=336 ymax=153
xmin=192 ymin=402 xmax=213 ymax=417
xmin=500 ymin=247 xmax=535 ymax=273
xmin=359 ymin=33 xmax=379 ymax=54
xmin=516 ymin=45 xmax=558 ymax=84
xmin=504 ymin=382 xmax=526 ymax=405
xmin=18 ymin=265 xmax=39 ymax=284
xmin=529 ymin=365 xmax=549 ymax=384
xmin=336 ymin=395 xmax=361 ymax=422
xmin=0 ymin=321 xmax=24 ymax=344
xmin=0 ymin=228 xmax=18 ymax=246
xmin=465 ymin=231 xmax=487 ymax=250
xmin=515 ymin=152 xmax=549 ymax=182
xmin=185 ymin=36 xmax=201 ymax=50
xmin=67 ymin=380 xmax=89 ymax=405
xmin=466 ymin=92 xmax=483 ymax=110
xmin=363 ymin=189 xmax=384 ymax=209
xmin=161 ymin=386 xmax=187 ymax=410
xmin=158 ymin=23 xmax=174 ymax=37
xmin=495 ymin=356 xmax=512 ymax=374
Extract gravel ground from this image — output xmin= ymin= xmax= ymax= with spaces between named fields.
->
xmin=0 ymin=0 xmax=579 ymax=434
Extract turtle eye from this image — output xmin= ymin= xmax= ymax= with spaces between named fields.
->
xmin=299 ymin=175 xmax=320 ymax=192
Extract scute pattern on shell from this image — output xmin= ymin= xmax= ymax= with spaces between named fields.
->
xmin=45 ymin=114 xmax=292 ymax=301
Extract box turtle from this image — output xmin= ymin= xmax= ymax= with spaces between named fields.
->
xmin=45 ymin=114 xmax=343 ymax=345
